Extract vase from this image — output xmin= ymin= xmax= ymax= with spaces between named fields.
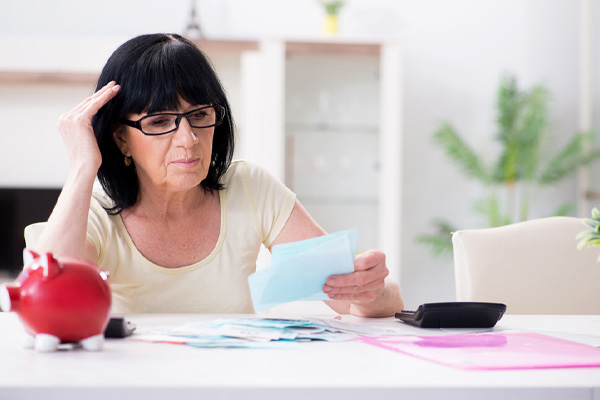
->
xmin=323 ymin=14 xmax=339 ymax=36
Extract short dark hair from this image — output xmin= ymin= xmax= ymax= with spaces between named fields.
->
xmin=92 ymin=33 xmax=235 ymax=214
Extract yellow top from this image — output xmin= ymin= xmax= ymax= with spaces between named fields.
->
xmin=83 ymin=160 xmax=295 ymax=313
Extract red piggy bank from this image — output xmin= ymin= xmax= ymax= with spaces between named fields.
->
xmin=0 ymin=249 xmax=111 ymax=352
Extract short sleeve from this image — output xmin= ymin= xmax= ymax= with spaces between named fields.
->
xmin=86 ymin=185 xmax=114 ymax=264
xmin=24 ymin=222 xmax=46 ymax=248
xmin=239 ymin=161 xmax=296 ymax=248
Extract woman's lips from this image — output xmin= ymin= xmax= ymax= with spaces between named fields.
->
xmin=172 ymin=158 xmax=200 ymax=169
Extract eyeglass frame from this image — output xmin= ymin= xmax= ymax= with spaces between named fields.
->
xmin=120 ymin=105 xmax=225 ymax=136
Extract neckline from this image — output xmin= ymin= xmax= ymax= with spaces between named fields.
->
xmin=115 ymin=189 xmax=227 ymax=274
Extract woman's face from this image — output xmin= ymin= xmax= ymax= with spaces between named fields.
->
xmin=115 ymin=98 xmax=215 ymax=195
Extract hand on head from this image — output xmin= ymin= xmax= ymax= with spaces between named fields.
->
xmin=57 ymin=81 xmax=120 ymax=173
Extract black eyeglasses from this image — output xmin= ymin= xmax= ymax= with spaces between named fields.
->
xmin=121 ymin=105 xmax=225 ymax=136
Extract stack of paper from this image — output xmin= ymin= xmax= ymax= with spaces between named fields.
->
xmin=134 ymin=316 xmax=406 ymax=348
xmin=248 ymin=229 xmax=357 ymax=312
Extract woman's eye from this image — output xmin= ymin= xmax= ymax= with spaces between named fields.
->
xmin=149 ymin=117 xmax=171 ymax=127
xmin=190 ymin=111 xmax=208 ymax=121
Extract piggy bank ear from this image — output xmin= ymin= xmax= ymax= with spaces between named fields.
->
xmin=30 ymin=253 xmax=62 ymax=279
xmin=23 ymin=248 xmax=41 ymax=268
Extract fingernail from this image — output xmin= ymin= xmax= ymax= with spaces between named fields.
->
xmin=323 ymin=285 xmax=331 ymax=293
xmin=328 ymin=278 xmax=337 ymax=286
xmin=112 ymin=85 xmax=120 ymax=92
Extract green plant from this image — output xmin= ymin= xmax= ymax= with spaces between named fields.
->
xmin=417 ymin=73 xmax=600 ymax=257
xmin=576 ymin=207 xmax=600 ymax=262
xmin=319 ymin=1 xmax=344 ymax=16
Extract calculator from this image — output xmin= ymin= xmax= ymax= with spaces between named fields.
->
xmin=395 ymin=302 xmax=507 ymax=328
xmin=104 ymin=316 xmax=136 ymax=338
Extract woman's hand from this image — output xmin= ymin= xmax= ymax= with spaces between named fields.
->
xmin=323 ymin=249 xmax=389 ymax=303
xmin=323 ymin=249 xmax=403 ymax=317
xmin=57 ymin=81 xmax=120 ymax=174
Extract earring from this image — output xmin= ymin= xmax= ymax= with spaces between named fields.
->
xmin=124 ymin=155 xmax=132 ymax=167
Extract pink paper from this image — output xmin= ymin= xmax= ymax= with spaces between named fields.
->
xmin=359 ymin=332 xmax=600 ymax=370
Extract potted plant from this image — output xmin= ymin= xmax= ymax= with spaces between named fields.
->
xmin=319 ymin=1 xmax=344 ymax=36
xmin=418 ymin=73 xmax=600 ymax=257
xmin=577 ymin=208 xmax=600 ymax=262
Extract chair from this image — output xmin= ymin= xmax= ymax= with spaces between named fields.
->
xmin=452 ymin=216 xmax=600 ymax=314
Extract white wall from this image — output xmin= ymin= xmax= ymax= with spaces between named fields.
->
xmin=0 ymin=0 xmax=586 ymax=308
xmin=400 ymin=0 xmax=582 ymax=307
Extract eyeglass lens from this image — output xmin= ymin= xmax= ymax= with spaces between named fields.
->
xmin=141 ymin=106 xmax=221 ymax=134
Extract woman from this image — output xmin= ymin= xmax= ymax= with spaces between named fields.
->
xmin=33 ymin=33 xmax=403 ymax=316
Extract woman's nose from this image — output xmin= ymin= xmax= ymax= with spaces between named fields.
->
xmin=173 ymin=117 xmax=198 ymax=146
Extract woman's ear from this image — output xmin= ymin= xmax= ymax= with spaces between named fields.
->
xmin=113 ymin=126 xmax=129 ymax=156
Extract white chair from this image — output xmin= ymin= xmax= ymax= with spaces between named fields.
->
xmin=452 ymin=216 xmax=600 ymax=314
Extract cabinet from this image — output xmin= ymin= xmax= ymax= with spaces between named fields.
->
xmin=238 ymin=39 xmax=403 ymax=280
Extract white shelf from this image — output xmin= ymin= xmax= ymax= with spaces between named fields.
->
xmin=286 ymin=123 xmax=379 ymax=134
xmin=0 ymin=38 xmax=383 ymax=85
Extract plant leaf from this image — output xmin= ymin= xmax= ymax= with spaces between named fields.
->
xmin=434 ymin=123 xmax=490 ymax=183
xmin=575 ymin=230 xmax=599 ymax=240
xmin=583 ymin=218 xmax=600 ymax=230
xmin=416 ymin=219 xmax=456 ymax=258
xmin=552 ymin=202 xmax=574 ymax=217
xmin=472 ymin=193 xmax=505 ymax=227
xmin=493 ymin=74 xmax=524 ymax=184
xmin=539 ymin=133 xmax=600 ymax=185
xmin=517 ymin=84 xmax=549 ymax=181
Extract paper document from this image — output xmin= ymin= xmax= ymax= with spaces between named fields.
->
xmin=359 ymin=332 xmax=600 ymax=370
xmin=133 ymin=316 xmax=456 ymax=349
xmin=134 ymin=317 xmax=359 ymax=348
xmin=248 ymin=229 xmax=357 ymax=312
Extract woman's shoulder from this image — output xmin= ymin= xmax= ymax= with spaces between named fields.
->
xmin=90 ymin=180 xmax=115 ymax=214
xmin=222 ymin=159 xmax=276 ymax=186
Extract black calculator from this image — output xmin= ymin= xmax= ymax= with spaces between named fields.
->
xmin=104 ymin=316 xmax=136 ymax=338
xmin=395 ymin=302 xmax=507 ymax=328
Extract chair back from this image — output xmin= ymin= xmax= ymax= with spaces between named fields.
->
xmin=452 ymin=217 xmax=600 ymax=314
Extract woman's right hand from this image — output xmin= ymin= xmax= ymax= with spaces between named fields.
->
xmin=57 ymin=81 xmax=120 ymax=174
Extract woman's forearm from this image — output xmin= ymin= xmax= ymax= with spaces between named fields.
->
xmin=34 ymin=82 xmax=119 ymax=263
xmin=34 ymin=167 xmax=97 ymax=262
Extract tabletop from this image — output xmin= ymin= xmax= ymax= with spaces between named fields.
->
xmin=1 ymin=312 xmax=600 ymax=400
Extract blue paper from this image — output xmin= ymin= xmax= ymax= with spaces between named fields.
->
xmin=270 ymin=229 xmax=358 ymax=264
xmin=248 ymin=229 xmax=357 ymax=312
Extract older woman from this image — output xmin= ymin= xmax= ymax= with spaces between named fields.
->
xmin=33 ymin=33 xmax=403 ymax=316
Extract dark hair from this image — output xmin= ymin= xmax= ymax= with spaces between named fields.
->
xmin=92 ymin=33 xmax=235 ymax=214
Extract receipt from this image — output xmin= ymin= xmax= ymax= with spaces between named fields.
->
xmin=248 ymin=229 xmax=357 ymax=312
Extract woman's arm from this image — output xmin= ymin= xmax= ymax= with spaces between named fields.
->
xmin=34 ymin=82 xmax=120 ymax=264
xmin=270 ymin=200 xmax=404 ymax=317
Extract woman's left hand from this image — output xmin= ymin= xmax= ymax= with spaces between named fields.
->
xmin=322 ymin=249 xmax=389 ymax=303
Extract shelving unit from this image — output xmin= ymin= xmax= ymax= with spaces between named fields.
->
xmin=0 ymin=71 xmax=98 ymax=85
xmin=0 ymin=39 xmax=258 ymax=85
xmin=239 ymin=38 xmax=403 ymax=279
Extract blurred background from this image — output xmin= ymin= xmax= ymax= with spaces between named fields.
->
xmin=1 ymin=0 xmax=599 ymax=309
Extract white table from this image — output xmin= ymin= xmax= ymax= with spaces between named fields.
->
xmin=1 ymin=312 xmax=599 ymax=400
